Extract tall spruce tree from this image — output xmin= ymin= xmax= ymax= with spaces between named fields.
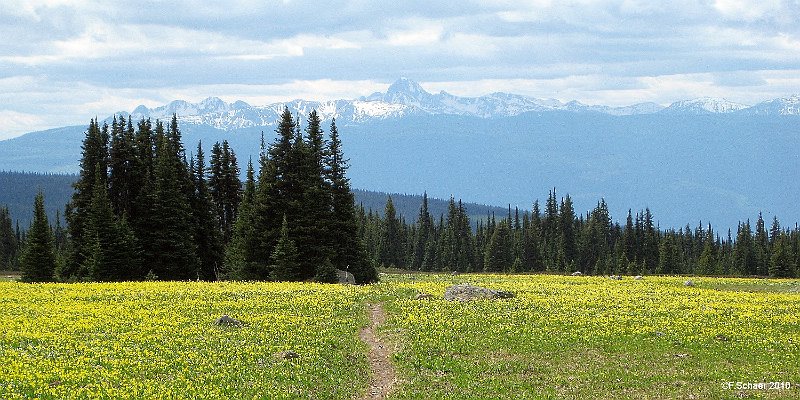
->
xmin=148 ymin=122 xmax=198 ymax=280
xmin=271 ymin=216 xmax=300 ymax=281
xmin=0 ymin=207 xmax=17 ymax=270
xmin=20 ymin=192 xmax=57 ymax=282
xmin=84 ymin=165 xmax=140 ymax=281
xmin=379 ymin=196 xmax=404 ymax=267
xmin=190 ymin=142 xmax=224 ymax=280
xmin=64 ymin=119 xmax=109 ymax=280
xmin=325 ymin=119 xmax=376 ymax=283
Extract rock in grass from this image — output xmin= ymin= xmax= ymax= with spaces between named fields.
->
xmin=634 ymin=275 xmax=643 ymax=280
xmin=444 ymin=284 xmax=514 ymax=301
xmin=275 ymin=350 xmax=300 ymax=360
xmin=684 ymin=280 xmax=695 ymax=287
xmin=215 ymin=315 xmax=242 ymax=326
xmin=571 ymin=271 xmax=583 ymax=276
xmin=336 ymin=269 xmax=355 ymax=285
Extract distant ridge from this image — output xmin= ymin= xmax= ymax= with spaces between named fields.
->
xmin=110 ymin=78 xmax=800 ymax=130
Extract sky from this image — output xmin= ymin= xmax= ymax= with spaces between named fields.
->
xmin=1 ymin=0 xmax=799 ymax=139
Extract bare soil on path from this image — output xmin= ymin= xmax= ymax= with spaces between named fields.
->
xmin=358 ymin=303 xmax=397 ymax=400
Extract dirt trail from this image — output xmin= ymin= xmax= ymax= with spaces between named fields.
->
xmin=358 ymin=303 xmax=397 ymax=400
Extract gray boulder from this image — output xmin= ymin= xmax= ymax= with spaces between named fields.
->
xmin=336 ymin=269 xmax=356 ymax=285
xmin=444 ymin=284 xmax=514 ymax=301
xmin=215 ymin=315 xmax=242 ymax=326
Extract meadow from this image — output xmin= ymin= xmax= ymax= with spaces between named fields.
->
xmin=1 ymin=274 xmax=798 ymax=399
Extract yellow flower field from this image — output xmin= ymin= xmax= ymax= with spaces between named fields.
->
xmin=372 ymin=274 xmax=800 ymax=399
xmin=0 ymin=281 xmax=369 ymax=399
xmin=1 ymin=274 xmax=798 ymax=399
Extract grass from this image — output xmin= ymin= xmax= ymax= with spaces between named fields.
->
xmin=372 ymin=274 xmax=800 ymax=399
xmin=1 ymin=274 xmax=798 ymax=399
xmin=0 ymin=271 xmax=20 ymax=282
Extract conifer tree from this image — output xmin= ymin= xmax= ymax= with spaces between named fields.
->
xmin=209 ymin=140 xmax=241 ymax=244
xmin=64 ymin=119 xmax=109 ymax=280
xmin=84 ymin=165 xmax=140 ymax=281
xmin=295 ymin=110 xmax=334 ymax=280
xmin=412 ymin=192 xmax=433 ymax=270
xmin=190 ymin=142 xmax=224 ymax=280
xmin=271 ymin=216 xmax=300 ymax=281
xmin=559 ymin=195 xmax=577 ymax=270
xmin=753 ymin=213 xmax=769 ymax=276
xmin=733 ymin=221 xmax=756 ymax=275
xmin=149 ymin=123 xmax=198 ymax=280
xmin=20 ymin=192 xmax=57 ymax=282
xmin=226 ymin=159 xmax=265 ymax=280
xmin=484 ymin=220 xmax=513 ymax=272
xmin=769 ymin=232 xmax=795 ymax=278
xmin=0 ymin=207 xmax=17 ymax=270
xmin=379 ymin=196 xmax=404 ymax=267
xmin=325 ymin=119 xmax=376 ymax=283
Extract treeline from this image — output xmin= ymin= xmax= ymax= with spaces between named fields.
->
xmin=358 ymin=190 xmax=799 ymax=278
xmin=18 ymin=110 xmax=376 ymax=283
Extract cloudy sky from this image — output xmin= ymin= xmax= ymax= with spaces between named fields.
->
xmin=1 ymin=0 xmax=799 ymax=139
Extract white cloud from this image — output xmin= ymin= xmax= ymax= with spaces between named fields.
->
xmin=713 ymin=0 xmax=788 ymax=22
xmin=0 ymin=110 xmax=48 ymax=139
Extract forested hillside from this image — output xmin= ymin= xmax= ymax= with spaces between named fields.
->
xmin=1 ymin=174 xmax=507 ymax=228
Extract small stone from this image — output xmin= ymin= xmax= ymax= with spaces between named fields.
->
xmin=571 ymin=271 xmax=583 ymax=276
xmin=444 ymin=284 xmax=514 ymax=301
xmin=214 ymin=315 xmax=242 ymax=326
xmin=275 ymin=350 xmax=300 ymax=360
xmin=414 ymin=293 xmax=434 ymax=300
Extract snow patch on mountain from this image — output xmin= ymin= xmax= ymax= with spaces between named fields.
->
xmin=744 ymin=95 xmax=800 ymax=116
xmin=661 ymin=97 xmax=749 ymax=114
xmin=114 ymin=78 xmax=800 ymax=130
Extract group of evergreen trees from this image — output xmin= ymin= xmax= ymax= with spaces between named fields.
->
xmin=0 ymin=206 xmax=21 ymax=270
xmin=18 ymin=110 xmax=376 ymax=283
xmin=225 ymin=109 xmax=376 ymax=284
xmin=359 ymin=190 xmax=800 ymax=278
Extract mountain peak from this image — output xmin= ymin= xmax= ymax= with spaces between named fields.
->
xmin=383 ymin=78 xmax=432 ymax=105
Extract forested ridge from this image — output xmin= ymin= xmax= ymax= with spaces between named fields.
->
xmin=3 ymin=111 xmax=798 ymax=280
xmin=356 ymin=191 xmax=799 ymax=278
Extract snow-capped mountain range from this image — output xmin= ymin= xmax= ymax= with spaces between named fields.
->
xmin=120 ymin=78 xmax=800 ymax=130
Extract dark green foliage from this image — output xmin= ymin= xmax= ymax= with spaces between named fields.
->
xmin=769 ymin=231 xmax=795 ymax=278
xmin=379 ymin=196 xmax=404 ymax=267
xmin=83 ymin=166 xmax=140 ymax=282
xmin=271 ymin=216 xmax=300 ymax=281
xmin=326 ymin=119 xmax=377 ymax=283
xmin=0 ymin=206 xmax=18 ymax=269
xmin=64 ymin=119 xmax=109 ymax=280
xmin=209 ymin=140 xmax=241 ymax=244
xmin=20 ymin=192 xmax=57 ymax=282
xmin=149 ymin=122 xmax=199 ymax=280
xmin=190 ymin=142 xmax=224 ymax=280
xmin=484 ymin=220 xmax=513 ymax=272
